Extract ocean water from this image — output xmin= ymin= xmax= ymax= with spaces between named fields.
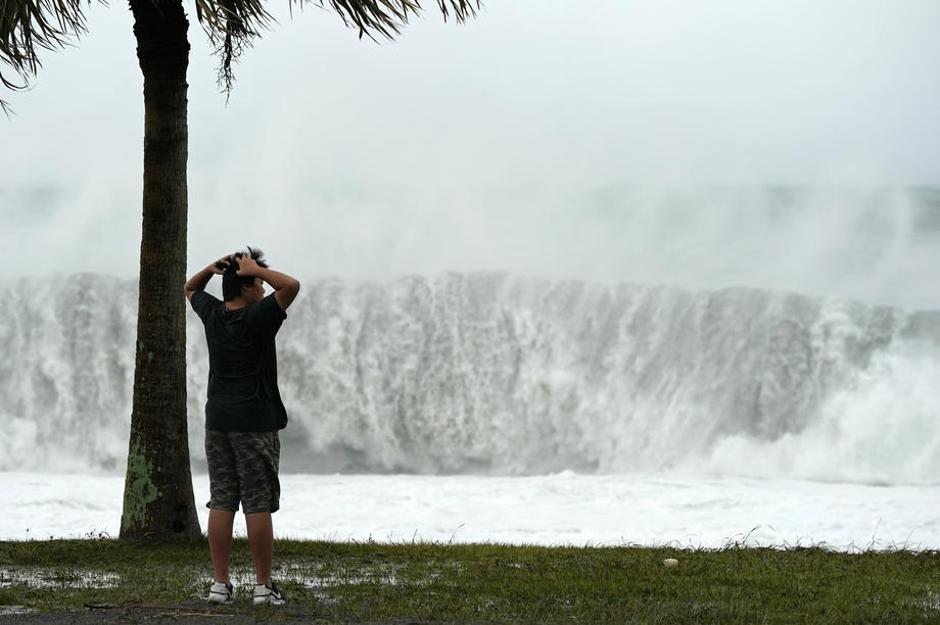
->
xmin=3 ymin=471 xmax=938 ymax=550
xmin=3 ymin=192 xmax=939 ymax=549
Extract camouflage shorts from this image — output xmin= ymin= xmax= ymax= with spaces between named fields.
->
xmin=205 ymin=430 xmax=281 ymax=514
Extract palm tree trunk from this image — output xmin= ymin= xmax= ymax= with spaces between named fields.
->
xmin=120 ymin=0 xmax=200 ymax=539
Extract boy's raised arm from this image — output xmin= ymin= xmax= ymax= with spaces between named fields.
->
xmin=237 ymin=257 xmax=300 ymax=311
xmin=184 ymin=255 xmax=230 ymax=301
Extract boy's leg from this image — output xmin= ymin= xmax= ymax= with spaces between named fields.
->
xmin=208 ymin=508 xmax=236 ymax=584
xmin=205 ymin=430 xmax=241 ymax=586
xmin=245 ymin=512 xmax=274 ymax=585
xmin=233 ymin=432 xmax=281 ymax=584
xmin=233 ymin=431 xmax=281 ymax=586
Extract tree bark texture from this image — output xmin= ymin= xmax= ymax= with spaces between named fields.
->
xmin=120 ymin=0 xmax=199 ymax=539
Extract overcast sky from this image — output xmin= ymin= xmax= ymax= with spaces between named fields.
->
xmin=2 ymin=0 xmax=939 ymax=306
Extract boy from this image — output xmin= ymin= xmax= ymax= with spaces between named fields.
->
xmin=184 ymin=247 xmax=300 ymax=606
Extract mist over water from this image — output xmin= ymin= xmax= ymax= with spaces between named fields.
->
xmin=4 ymin=185 xmax=940 ymax=311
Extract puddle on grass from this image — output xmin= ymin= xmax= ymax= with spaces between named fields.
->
xmin=220 ymin=564 xmax=405 ymax=608
xmin=221 ymin=564 xmax=401 ymax=588
xmin=0 ymin=567 xmax=119 ymax=589
xmin=0 ymin=606 xmax=37 ymax=616
xmin=274 ymin=560 xmax=456 ymax=587
xmin=218 ymin=559 xmax=463 ymax=606
xmin=303 ymin=568 xmax=403 ymax=587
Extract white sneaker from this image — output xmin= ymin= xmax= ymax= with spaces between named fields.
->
xmin=207 ymin=580 xmax=234 ymax=604
xmin=253 ymin=580 xmax=286 ymax=606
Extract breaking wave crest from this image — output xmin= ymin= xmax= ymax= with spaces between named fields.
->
xmin=2 ymin=272 xmax=937 ymax=484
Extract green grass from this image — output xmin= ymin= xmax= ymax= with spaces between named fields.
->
xmin=1 ymin=536 xmax=938 ymax=624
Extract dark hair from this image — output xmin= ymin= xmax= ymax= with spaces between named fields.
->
xmin=218 ymin=246 xmax=269 ymax=301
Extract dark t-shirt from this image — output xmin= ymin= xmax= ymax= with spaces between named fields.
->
xmin=189 ymin=290 xmax=288 ymax=432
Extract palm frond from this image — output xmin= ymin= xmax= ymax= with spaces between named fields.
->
xmin=0 ymin=0 xmax=98 ymax=113
xmin=0 ymin=0 xmax=480 ymax=113
xmin=195 ymin=0 xmax=481 ymax=100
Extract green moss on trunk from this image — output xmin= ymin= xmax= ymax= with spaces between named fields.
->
xmin=120 ymin=439 xmax=160 ymax=531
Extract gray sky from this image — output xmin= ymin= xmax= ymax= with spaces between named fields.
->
xmin=2 ymin=0 xmax=940 ymax=307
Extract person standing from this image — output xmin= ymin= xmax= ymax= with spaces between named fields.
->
xmin=184 ymin=247 xmax=300 ymax=606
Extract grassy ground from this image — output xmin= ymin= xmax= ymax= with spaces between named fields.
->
xmin=1 ymin=536 xmax=939 ymax=624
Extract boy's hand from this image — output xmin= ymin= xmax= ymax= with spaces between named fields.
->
xmin=212 ymin=255 xmax=233 ymax=275
xmin=236 ymin=255 xmax=261 ymax=277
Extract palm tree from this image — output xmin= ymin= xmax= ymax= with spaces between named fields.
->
xmin=1 ymin=0 xmax=479 ymax=540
